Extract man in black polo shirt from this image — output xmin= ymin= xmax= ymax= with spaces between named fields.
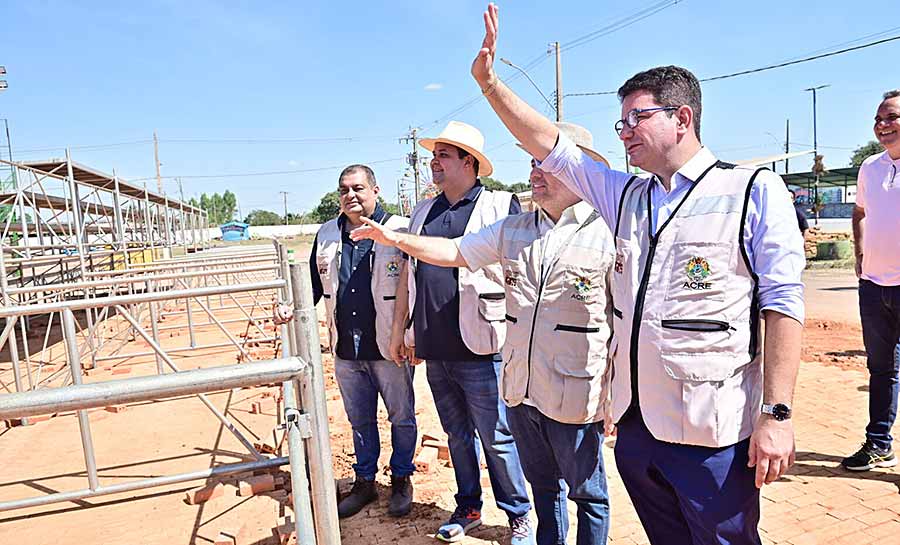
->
xmin=390 ymin=122 xmax=534 ymax=545
xmin=310 ymin=165 xmax=416 ymax=518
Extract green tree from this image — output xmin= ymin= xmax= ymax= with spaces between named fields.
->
xmin=311 ymin=190 xmax=341 ymax=223
xmin=222 ymin=190 xmax=237 ymax=221
xmin=850 ymin=140 xmax=885 ymax=167
xmin=244 ymin=209 xmax=283 ymax=226
xmin=508 ymin=182 xmax=531 ymax=193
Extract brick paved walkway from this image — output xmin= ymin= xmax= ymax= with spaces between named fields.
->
xmin=334 ymin=356 xmax=900 ymax=545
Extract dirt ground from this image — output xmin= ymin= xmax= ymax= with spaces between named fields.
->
xmin=2 ymin=265 xmax=896 ymax=545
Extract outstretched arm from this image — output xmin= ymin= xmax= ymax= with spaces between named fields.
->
xmin=471 ymin=3 xmax=558 ymax=161
xmin=350 ymin=217 xmax=468 ymax=268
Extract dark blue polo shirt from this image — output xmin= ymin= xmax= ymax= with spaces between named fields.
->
xmin=310 ymin=205 xmax=388 ymax=361
xmin=412 ymin=184 xmax=520 ymax=361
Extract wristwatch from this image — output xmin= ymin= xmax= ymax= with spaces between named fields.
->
xmin=761 ymin=403 xmax=792 ymax=421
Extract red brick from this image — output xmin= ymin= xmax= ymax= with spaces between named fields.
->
xmin=184 ymin=482 xmax=225 ymax=505
xmin=422 ymin=439 xmax=450 ymax=461
xmin=111 ymin=367 xmax=132 ymax=375
xmin=104 ymin=405 xmax=127 ymax=414
xmin=414 ymin=446 xmax=439 ymax=474
xmin=237 ymin=474 xmax=275 ymax=496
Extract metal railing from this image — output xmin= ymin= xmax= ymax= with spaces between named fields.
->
xmin=0 ymin=240 xmax=340 ymax=545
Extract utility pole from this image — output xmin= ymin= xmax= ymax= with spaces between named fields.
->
xmin=784 ymin=119 xmax=790 ymax=174
xmin=279 ymin=191 xmax=289 ymax=225
xmin=804 ymin=85 xmax=829 ymax=225
xmin=399 ymin=128 xmax=421 ymax=205
xmin=552 ymin=42 xmax=563 ymax=121
xmin=153 ymin=131 xmax=164 ymax=195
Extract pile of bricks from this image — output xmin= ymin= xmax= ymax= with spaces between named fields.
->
xmin=182 ymin=469 xmax=295 ymax=544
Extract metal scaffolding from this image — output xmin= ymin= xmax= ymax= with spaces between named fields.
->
xmin=0 ymin=235 xmax=340 ymax=544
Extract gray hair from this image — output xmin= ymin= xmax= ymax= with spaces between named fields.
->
xmin=883 ymin=89 xmax=900 ymax=101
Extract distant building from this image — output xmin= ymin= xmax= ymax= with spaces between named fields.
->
xmin=220 ymin=221 xmax=250 ymax=241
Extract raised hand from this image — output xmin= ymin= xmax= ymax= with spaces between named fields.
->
xmin=471 ymin=3 xmax=499 ymax=88
xmin=349 ymin=216 xmax=401 ymax=247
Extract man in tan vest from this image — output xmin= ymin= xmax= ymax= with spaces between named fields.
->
xmin=387 ymin=121 xmax=534 ymax=544
xmin=469 ymin=4 xmax=804 ymax=544
xmin=309 ymin=165 xmax=416 ymax=518
xmin=352 ymin=123 xmax=616 ymax=545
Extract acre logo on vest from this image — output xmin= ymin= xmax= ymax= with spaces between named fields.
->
xmin=571 ymin=275 xmax=593 ymax=301
xmin=683 ymin=256 xmax=712 ymax=290
xmin=385 ymin=260 xmax=400 ymax=278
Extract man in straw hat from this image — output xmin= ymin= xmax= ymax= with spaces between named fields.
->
xmin=385 ymin=120 xmax=534 ymax=544
xmin=352 ymin=122 xmax=616 ymax=545
xmin=470 ymin=4 xmax=804 ymax=544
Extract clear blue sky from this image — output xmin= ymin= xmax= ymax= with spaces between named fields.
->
xmin=1 ymin=0 xmax=896 ymax=216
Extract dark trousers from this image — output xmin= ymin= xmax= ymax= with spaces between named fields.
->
xmin=426 ymin=359 xmax=532 ymax=520
xmin=859 ymin=279 xmax=900 ymax=451
xmin=615 ymin=412 xmax=761 ymax=545
xmin=507 ymin=404 xmax=609 ymax=545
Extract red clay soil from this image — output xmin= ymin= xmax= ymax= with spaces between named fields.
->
xmin=802 ymin=318 xmax=867 ymax=371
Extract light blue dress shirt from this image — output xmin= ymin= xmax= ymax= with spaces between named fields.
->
xmin=538 ymin=133 xmax=805 ymax=323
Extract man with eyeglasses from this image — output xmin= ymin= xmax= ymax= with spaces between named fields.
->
xmin=469 ymin=4 xmax=805 ymax=544
xmin=842 ymin=89 xmax=900 ymax=471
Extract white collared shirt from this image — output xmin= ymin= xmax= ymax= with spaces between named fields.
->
xmin=538 ymin=133 xmax=806 ymax=323
xmin=857 ymin=150 xmax=900 ymax=286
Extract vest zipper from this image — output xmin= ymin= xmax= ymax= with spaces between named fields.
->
xmin=524 ymin=260 xmax=547 ymax=400
xmin=660 ymin=319 xmax=733 ymax=332
xmin=628 ymin=235 xmax=657 ymax=412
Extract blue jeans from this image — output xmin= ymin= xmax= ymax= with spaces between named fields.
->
xmin=334 ymin=358 xmax=417 ymax=480
xmin=425 ymin=359 xmax=531 ymax=520
xmin=507 ymin=404 xmax=609 ymax=545
xmin=859 ymin=279 xmax=900 ymax=451
xmin=615 ymin=412 xmax=760 ymax=545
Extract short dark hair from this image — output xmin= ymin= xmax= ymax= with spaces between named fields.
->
xmin=338 ymin=164 xmax=377 ymax=187
xmin=617 ymin=65 xmax=702 ymax=140
xmin=883 ymin=89 xmax=900 ymax=101
xmin=454 ymin=146 xmax=480 ymax=177
xmin=789 ymin=189 xmax=796 ymax=197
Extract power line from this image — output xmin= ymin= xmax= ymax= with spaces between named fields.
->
xmin=417 ymin=1 xmax=682 ymax=133
xmin=567 ymin=33 xmax=900 ymax=97
xmin=13 ymin=135 xmax=402 ymax=155
xmin=560 ymin=0 xmax=682 ymax=52
xmin=130 ymin=156 xmax=405 ymax=181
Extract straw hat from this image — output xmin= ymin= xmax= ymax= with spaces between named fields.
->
xmin=420 ymin=121 xmax=494 ymax=177
xmin=518 ymin=121 xmax=609 ymax=167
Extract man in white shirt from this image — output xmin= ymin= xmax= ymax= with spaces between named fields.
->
xmin=352 ymin=123 xmax=616 ymax=545
xmin=468 ymin=4 xmax=804 ymax=544
xmin=842 ymin=89 xmax=900 ymax=471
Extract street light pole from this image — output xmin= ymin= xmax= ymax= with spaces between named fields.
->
xmin=499 ymin=58 xmax=557 ymax=116
xmin=804 ymin=84 xmax=829 ymax=225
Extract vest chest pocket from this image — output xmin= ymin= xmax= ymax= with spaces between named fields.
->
xmin=562 ymin=265 xmax=604 ymax=307
xmin=373 ymin=250 xmax=403 ymax=293
xmin=478 ymin=292 xmax=507 ymax=321
xmin=664 ymin=241 xmax=732 ymax=306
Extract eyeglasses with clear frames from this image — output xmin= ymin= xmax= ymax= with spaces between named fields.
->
xmin=614 ymin=106 xmax=678 ymax=135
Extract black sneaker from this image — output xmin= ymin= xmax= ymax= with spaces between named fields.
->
xmin=841 ymin=441 xmax=898 ymax=471
xmin=337 ymin=479 xmax=377 ymax=518
xmin=388 ymin=475 xmax=413 ymax=517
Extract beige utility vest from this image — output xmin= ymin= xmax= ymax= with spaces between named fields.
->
xmin=611 ymin=161 xmax=765 ymax=447
xmin=497 ymin=204 xmax=616 ymax=424
xmin=406 ymin=188 xmax=513 ymax=355
xmin=315 ymin=213 xmax=409 ymax=359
